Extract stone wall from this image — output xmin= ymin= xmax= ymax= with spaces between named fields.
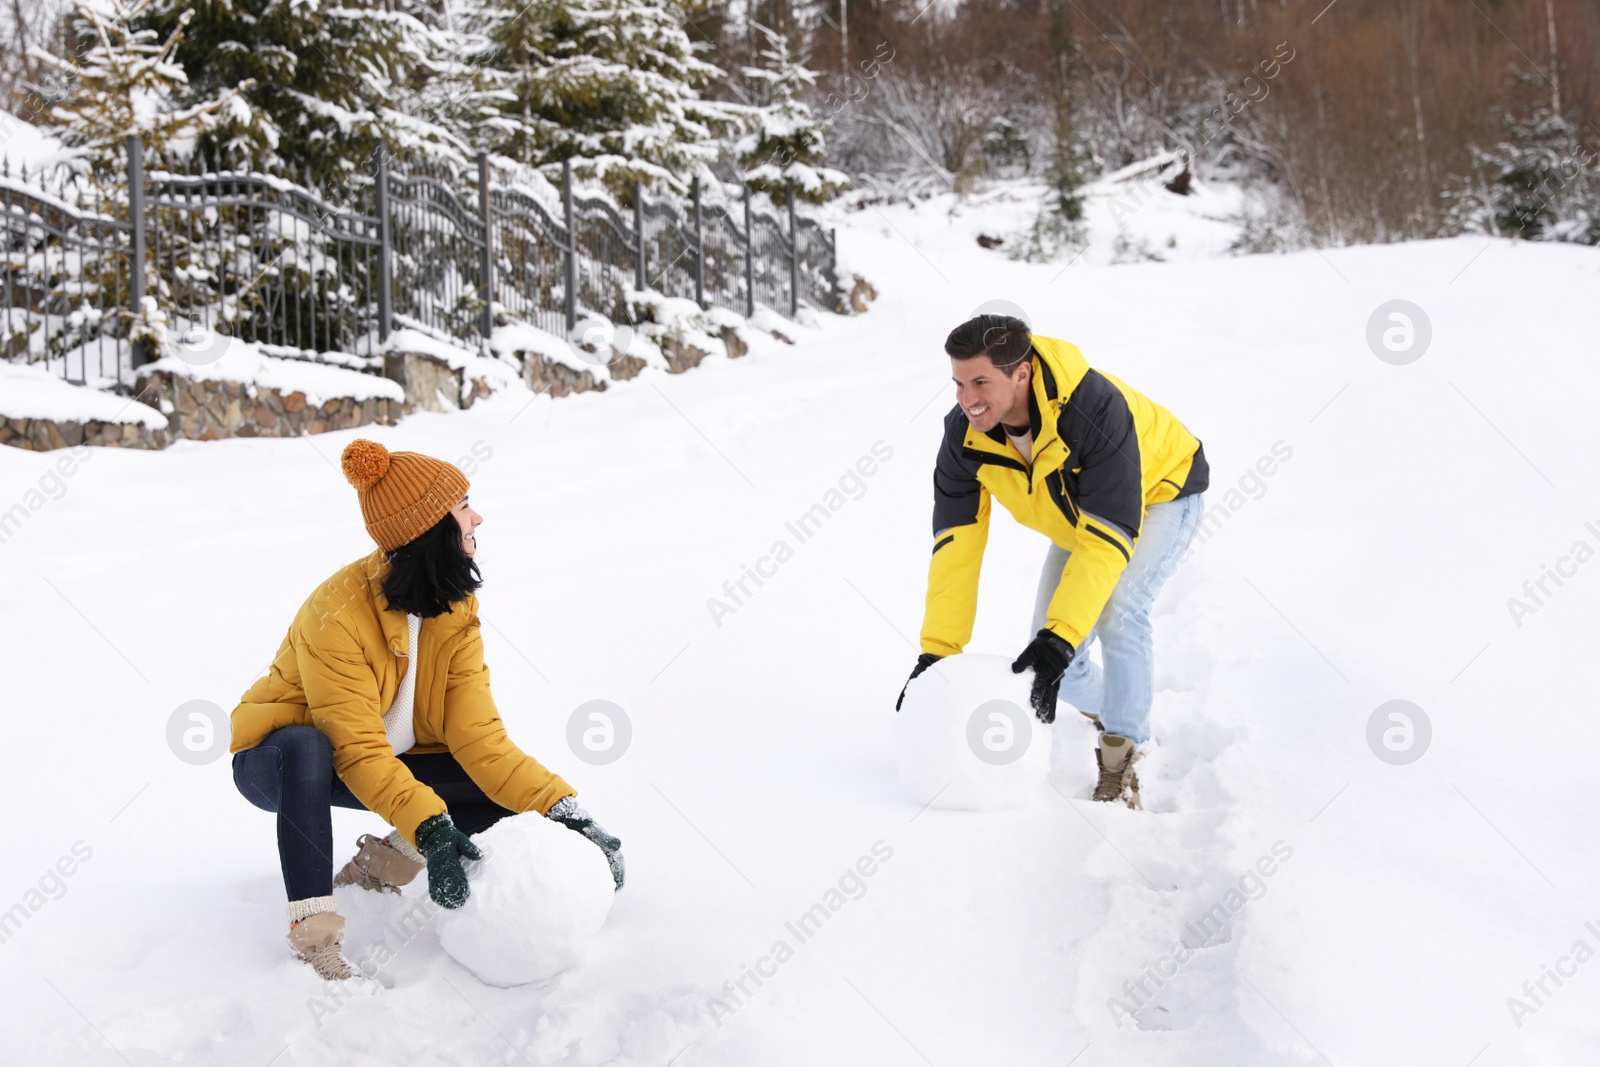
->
xmin=521 ymin=354 xmax=607 ymax=398
xmin=0 ymin=416 xmax=167 ymax=451
xmin=4 ymin=302 xmax=855 ymax=452
xmin=384 ymin=350 xmax=499 ymax=410
xmin=840 ymin=274 xmax=878 ymax=314
xmin=136 ymin=370 xmax=407 ymax=441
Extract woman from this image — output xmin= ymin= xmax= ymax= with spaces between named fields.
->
xmin=230 ymin=438 xmax=623 ymax=983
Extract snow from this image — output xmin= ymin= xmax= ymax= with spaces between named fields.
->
xmin=896 ymin=652 xmax=1050 ymax=811
xmin=490 ymin=320 xmax=589 ymax=371
xmin=383 ymin=327 xmax=475 ymax=371
xmin=2 ymin=182 xmax=1598 ymax=1065
xmin=826 ymin=161 xmax=1249 ymax=267
xmin=437 ymin=814 xmax=615 ymax=987
xmin=0 ymin=360 xmax=167 ymax=428
xmin=140 ymin=331 xmax=405 ymax=405
xmin=0 ymin=120 xmax=67 ymax=174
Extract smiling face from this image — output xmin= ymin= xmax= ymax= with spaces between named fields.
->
xmin=951 ymin=353 xmax=1033 ymax=434
xmin=449 ymin=495 xmax=482 ymax=557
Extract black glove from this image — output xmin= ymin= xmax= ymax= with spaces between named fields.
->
xmin=896 ymin=652 xmax=943 ymax=711
xmin=547 ymin=795 xmax=625 ymax=891
xmin=1011 ymin=629 xmax=1075 ymax=723
xmin=414 ymin=813 xmax=483 ymax=909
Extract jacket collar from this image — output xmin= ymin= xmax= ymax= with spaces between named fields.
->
xmin=964 ymin=336 xmax=1089 ymax=470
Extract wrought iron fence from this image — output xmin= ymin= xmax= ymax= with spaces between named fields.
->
xmin=1 ymin=137 xmax=840 ymax=392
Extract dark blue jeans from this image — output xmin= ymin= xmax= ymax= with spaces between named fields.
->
xmin=233 ymin=724 xmax=516 ymax=902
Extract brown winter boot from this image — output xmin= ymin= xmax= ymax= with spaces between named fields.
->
xmin=333 ymin=832 xmax=425 ymax=894
xmin=287 ymin=911 xmax=366 ymax=982
xmin=1092 ymin=734 xmax=1143 ymax=809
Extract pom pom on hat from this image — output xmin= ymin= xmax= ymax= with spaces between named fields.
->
xmin=342 ymin=438 xmax=391 ymax=492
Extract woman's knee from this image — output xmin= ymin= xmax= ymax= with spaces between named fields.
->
xmin=268 ymin=724 xmax=331 ymax=760
xmin=272 ymin=726 xmax=333 ymax=781
xmin=257 ymin=726 xmax=335 ymax=791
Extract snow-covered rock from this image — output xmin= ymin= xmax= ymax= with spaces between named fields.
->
xmin=896 ymin=653 xmax=1051 ymax=812
xmin=437 ymin=814 xmax=615 ymax=987
xmin=140 ymin=331 xmax=404 ymax=406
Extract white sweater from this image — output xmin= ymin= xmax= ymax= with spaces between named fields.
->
xmin=383 ymin=613 xmax=422 ymax=755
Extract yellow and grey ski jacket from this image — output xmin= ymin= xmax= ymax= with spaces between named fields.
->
xmin=919 ymin=335 xmax=1208 ymax=655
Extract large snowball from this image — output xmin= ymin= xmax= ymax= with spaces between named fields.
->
xmin=896 ymin=652 xmax=1051 ymax=812
xmin=437 ymin=813 xmax=614 ymax=986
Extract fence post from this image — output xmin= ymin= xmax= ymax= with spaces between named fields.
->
xmin=634 ymin=181 xmax=646 ymax=293
xmin=743 ymin=185 xmax=755 ymax=318
xmin=691 ymin=174 xmax=704 ymax=310
xmin=477 ymin=150 xmax=494 ymax=343
xmin=787 ymin=188 xmax=798 ymax=317
xmin=374 ymin=144 xmax=392 ymax=344
xmin=126 ymin=135 xmax=147 ymax=367
xmin=562 ymin=159 xmax=576 ymax=335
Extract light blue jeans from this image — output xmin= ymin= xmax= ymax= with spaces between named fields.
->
xmin=1029 ymin=493 xmax=1206 ymax=744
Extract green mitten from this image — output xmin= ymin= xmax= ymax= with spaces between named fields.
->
xmin=414 ymin=814 xmax=482 ymax=909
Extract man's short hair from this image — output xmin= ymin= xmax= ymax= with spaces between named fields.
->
xmin=944 ymin=314 xmax=1033 ymax=373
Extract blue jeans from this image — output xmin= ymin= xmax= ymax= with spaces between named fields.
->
xmin=232 ymin=725 xmax=515 ymax=902
xmin=1030 ymin=493 xmax=1206 ymax=743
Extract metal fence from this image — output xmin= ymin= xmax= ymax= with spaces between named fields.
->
xmin=1 ymin=137 xmax=840 ymax=392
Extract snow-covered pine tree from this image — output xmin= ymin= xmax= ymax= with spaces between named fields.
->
xmin=1448 ymin=108 xmax=1599 ymax=244
xmin=474 ymin=0 xmax=739 ymax=198
xmin=468 ymin=0 xmax=562 ymax=169
xmin=135 ymin=0 xmax=473 ymax=184
xmin=736 ymin=21 xmax=848 ymax=205
xmin=28 ymin=0 xmax=249 ymax=178
xmin=1014 ymin=0 xmax=1090 ymax=261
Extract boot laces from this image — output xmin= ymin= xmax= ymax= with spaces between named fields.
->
xmin=304 ymin=941 xmax=358 ymax=981
xmin=1093 ymin=746 xmax=1136 ymax=802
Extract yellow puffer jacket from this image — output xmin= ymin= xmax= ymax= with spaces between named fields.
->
xmin=230 ymin=550 xmax=574 ymax=847
xmin=920 ymin=335 xmax=1208 ymax=655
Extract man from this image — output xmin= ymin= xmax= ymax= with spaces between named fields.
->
xmin=898 ymin=315 xmax=1208 ymax=808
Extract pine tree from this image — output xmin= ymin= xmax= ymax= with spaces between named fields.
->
xmin=135 ymin=0 xmax=472 ymax=184
xmin=468 ymin=0 xmax=557 ymax=167
xmin=1015 ymin=0 xmax=1091 ymax=261
xmin=736 ymin=22 xmax=848 ymax=205
xmin=1449 ymin=108 xmax=1599 ymax=243
xmin=1043 ymin=0 xmax=1092 ymax=229
xmin=29 ymin=0 xmax=249 ymax=178
xmin=518 ymin=0 xmax=736 ymax=195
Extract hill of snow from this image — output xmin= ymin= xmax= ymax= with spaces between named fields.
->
xmin=1 ymin=184 xmax=1596 ymax=1065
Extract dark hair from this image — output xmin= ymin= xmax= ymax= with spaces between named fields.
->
xmin=945 ymin=314 xmax=1033 ymax=374
xmin=381 ymin=510 xmax=482 ymax=618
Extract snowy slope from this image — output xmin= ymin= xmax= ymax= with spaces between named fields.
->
xmin=2 ymin=194 xmax=1598 ymax=1065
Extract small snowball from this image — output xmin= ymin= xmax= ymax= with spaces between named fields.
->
xmin=437 ymin=813 xmax=614 ymax=986
xmin=896 ymin=653 xmax=1051 ymax=812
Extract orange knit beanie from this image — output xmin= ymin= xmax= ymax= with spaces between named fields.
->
xmin=340 ymin=438 xmax=469 ymax=551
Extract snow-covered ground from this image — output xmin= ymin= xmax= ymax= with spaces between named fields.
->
xmin=2 ymin=182 xmax=1598 ymax=1065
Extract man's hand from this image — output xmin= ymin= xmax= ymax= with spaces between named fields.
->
xmin=414 ymin=813 xmax=482 ymax=909
xmin=896 ymin=653 xmax=943 ymax=711
xmin=1011 ymin=630 xmax=1075 ymax=722
xmin=547 ymin=795 xmax=625 ymax=891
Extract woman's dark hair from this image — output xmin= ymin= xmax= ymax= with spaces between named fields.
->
xmin=945 ymin=314 xmax=1033 ymax=374
xmin=381 ymin=510 xmax=482 ymax=617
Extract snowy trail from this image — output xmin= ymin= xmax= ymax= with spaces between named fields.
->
xmin=3 ymin=192 xmax=1599 ymax=1065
